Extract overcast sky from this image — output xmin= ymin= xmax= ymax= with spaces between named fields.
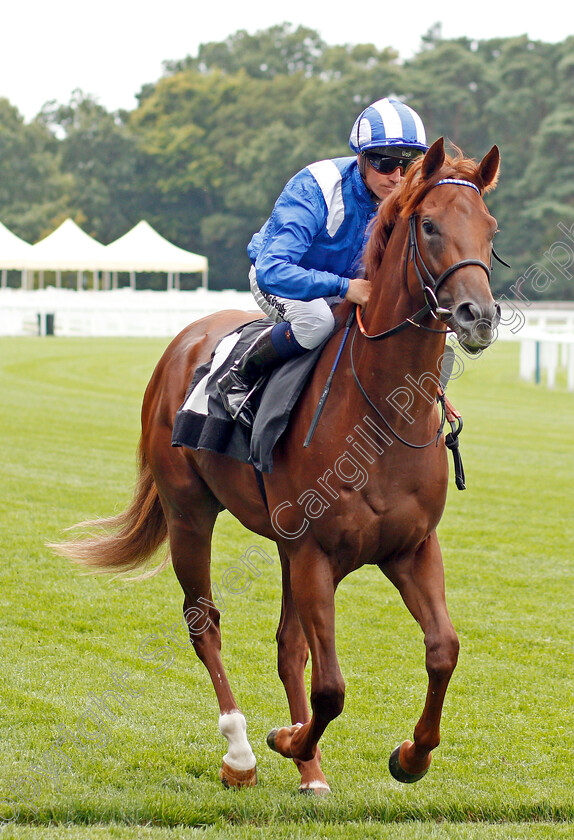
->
xmin=5 ymin=1 xmax=571 ymax=122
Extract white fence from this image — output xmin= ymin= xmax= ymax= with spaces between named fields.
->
xmin=0 ymin=287 xmax=256 ymax=338
xmin=2 ymin=290 xmax=574 ymax=390
xmin=5 ymin=291 xmax=574 ymax=338
xmin=497 ymin=302 xmax=574 ymax=391
xmin=497 ymin=302 xmax=574 ymax=340
xmin=518 ymin=332 xmax=574 ymax=390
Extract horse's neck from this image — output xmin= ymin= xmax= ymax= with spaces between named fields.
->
xmin=354 ymin=219 xmax=446 ymax=420
xmin=362 ymin=217 xmax=415 ymax=331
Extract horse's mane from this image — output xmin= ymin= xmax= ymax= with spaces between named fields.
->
xmin=363 ymin=145 xmax=499 ymax=280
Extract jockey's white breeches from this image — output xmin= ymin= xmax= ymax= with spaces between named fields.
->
xmin=249 ymin=266 xmax=338 ymax=350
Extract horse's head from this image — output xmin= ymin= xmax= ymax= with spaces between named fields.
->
xmin=368 ymin=137 xmax=502 ymax=354
xmin=411 ymin=138 xmax=502 ymax=353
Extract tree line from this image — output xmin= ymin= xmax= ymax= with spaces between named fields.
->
xmin=1 ymin=23 xmax=573 ymax=298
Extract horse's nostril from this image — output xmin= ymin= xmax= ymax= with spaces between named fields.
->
xmin=454 ymin=301 xmax=481 ymax=327
xmin=454 ymin=301 xmax=500 ymax=330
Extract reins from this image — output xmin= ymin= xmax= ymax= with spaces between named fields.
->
xmin=304 ymin=176 xmax=508 ymax=489
xmin=349 ymin=322 xmax=448 ymax=450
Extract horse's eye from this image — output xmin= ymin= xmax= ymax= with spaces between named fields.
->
xmin=422 ymin=219 xmax=435 ymax=235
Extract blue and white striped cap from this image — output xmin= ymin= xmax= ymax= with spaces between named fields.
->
xmin=349 ymin=97 xmax=428 ymax=154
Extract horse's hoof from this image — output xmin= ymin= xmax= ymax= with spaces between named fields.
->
xmin=266 ymin=723 xmax=303 ymax=757
xmin=298 ymin=781 xmax=331 ymax=795
xmin=219 ymin=760 xmax=258 ymax=788
xmin=266 ymin=728 xmax=280 ymax=752
xmin=389 ymin=743 xmax=431 ymax=784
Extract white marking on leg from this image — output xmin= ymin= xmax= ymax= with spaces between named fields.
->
xmin=299 ymin=780 xmax=331 ymax=792
xmin=218 ymin=712 xmax=256 ymax=771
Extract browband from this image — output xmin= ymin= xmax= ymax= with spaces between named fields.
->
xmin=434 ymin=178 xmax=481 ymax=194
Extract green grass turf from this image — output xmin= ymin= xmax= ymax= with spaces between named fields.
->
xmin=0 ymin=335 xmax=573 ymax=838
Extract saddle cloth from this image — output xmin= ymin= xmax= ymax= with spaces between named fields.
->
xmin=171 ymin=319 xmax=325 ymax=472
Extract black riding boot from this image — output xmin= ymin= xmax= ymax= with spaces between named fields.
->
xmin=217 ymin=326 xmax=283 ymax=427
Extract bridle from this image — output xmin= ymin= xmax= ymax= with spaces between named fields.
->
xmin=348 ymin=177 xmax=508 ymax=468
xmin=305 ymin=177 xmax=509 ymax=477
xmin=356 ymin=178 xmax=509 ymax=341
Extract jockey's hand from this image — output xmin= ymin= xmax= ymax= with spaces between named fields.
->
xmin=345 ymin=277 xmax=371 ymax=308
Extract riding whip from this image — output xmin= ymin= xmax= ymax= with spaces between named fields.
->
xmin=303 ymin=309 xmax=355 ymax=448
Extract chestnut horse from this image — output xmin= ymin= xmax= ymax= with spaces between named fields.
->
xmin=56 ymin=138 xmax=501 ymax=794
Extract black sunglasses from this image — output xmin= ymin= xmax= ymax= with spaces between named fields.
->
xmin=365 ymin=151 xmax=423 ymax=175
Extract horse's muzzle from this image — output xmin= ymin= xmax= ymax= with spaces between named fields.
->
xmin=451 ymin=299 xmax=501 ymax=354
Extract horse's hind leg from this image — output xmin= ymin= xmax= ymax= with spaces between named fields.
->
xmin=382 ymin=531 xmax=459 ymax=783
xmin=270 ymin=549 xmax=330 ymax=793
xmin=160 ymin=469 xmax=257 ymax=788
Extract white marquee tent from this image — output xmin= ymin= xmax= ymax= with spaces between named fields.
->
xmin=100 ymin=220 xmax=208 ymax=290
xmin=0 ymin=218 xmax=208 ymax=290
xmin=0 ymin=222 xmax=34 ymax=288
xmin=27 ymin=218 xmax=108 ymax=271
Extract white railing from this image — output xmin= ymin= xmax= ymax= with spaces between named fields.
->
xmin=497 ymin=302 xmax=574 ymax=340
xmin=0 ymin=287 xmax=256 ymax=338
xmin=2 ymin=290 xmax=573 ymax=391
xmin=518 ymin=331 xmax=574 ymax=390
xmin=494 ymin=302 xmax=574 ymax=391
xmin=5 ymin=291 xmax=574 ymax=338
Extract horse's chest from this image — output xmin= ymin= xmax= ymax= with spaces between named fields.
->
xmin=307 ymin=480 xmax=445 ymax=568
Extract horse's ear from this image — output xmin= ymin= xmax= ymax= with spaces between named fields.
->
xmin=421 ymin=137 xmax=445 ymax=180
xmin=477 ymin=145 xmax=500 ymax=191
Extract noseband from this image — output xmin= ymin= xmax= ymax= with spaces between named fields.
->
xmin=357 ymin=178 xmax=509 ymax=341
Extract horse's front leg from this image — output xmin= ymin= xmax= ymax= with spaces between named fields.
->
xmin=268 ymin=548 xmax=344 ymax=771
xmin=382 ymin=531 xmax=459 ymax=783
xmin=272 ymin=549 xmax=330 ymax=793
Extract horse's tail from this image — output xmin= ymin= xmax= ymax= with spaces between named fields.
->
xmin=50 ymin=439 xmax=169 ymax=579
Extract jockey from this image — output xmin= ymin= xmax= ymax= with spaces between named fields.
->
xmin=218 ymin=97 xmax=429 ymax=426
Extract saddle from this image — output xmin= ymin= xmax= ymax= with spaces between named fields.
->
xmin=171 ymin=319 xmax=326 ymax=472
